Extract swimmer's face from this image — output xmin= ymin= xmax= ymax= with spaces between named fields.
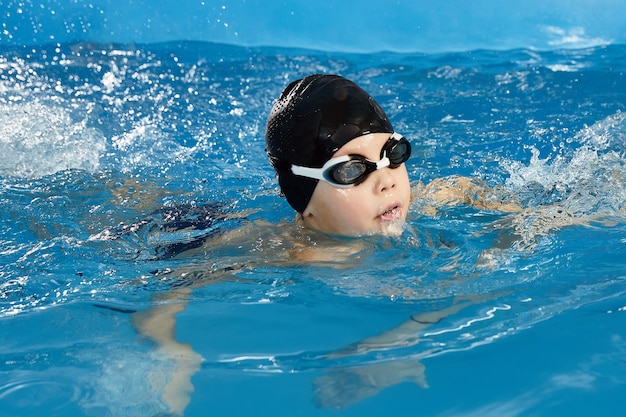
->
xmin=301 ymin=133 xmax=411 ymax=237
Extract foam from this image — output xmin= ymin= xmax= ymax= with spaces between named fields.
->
xmin=502 ymin=112 xmax=626 ymax=215
xmin=0 ymin=99 xmax=106 ymax=178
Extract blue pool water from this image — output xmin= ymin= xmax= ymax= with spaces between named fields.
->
xmin=2 ymin=3 xmax=626 ymax=417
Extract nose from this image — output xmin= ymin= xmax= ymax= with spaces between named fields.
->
xmin=373 ymin=167 xmax=396 ymax=194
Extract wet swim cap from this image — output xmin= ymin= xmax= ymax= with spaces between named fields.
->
xmin=265 ymin=74 xmax=394 ymax=213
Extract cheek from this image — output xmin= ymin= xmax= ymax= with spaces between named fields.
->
xmin=395 ymin=167 xmax=411 ymax=198
xmin=331 ymin=189 xmax=376 ymax=225
xmin=325 ymin=188 xmax=366 ymax=217
xmin=317 ymin=188 xmax=373 ymax=229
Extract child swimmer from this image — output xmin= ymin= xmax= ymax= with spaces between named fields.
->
xmin=131 ymin=74 xmax=605 ymax=415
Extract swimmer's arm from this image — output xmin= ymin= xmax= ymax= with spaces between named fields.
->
xmin=411 ymin=176 xmax=601 ymax=250
xmin=132 ymin=288 xmax=202 ymax=416
xmin=413 ymin=175 xmax=522 ymax=216
xmin=314 ymin=301 xmax=471 ymax=409
xmin=327 ymin=301 xmax=470 ymax=358
xmin=314 ymin=314 xmax=437 ymax=409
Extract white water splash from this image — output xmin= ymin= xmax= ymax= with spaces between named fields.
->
xmin=0 ymin=100 xmax=107 ymax=178
xmin=502 ymin=112 xmax=626 ymax=215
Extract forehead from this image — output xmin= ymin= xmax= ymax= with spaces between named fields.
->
xmin=333 ymin=133 xmax=389 ymax=158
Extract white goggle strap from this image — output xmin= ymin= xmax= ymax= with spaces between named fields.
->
xmin=290 ymin=154 xmax=352 ymax=182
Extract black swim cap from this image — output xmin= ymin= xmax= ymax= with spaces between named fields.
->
xmin=265 ymin=74 xmax=394 ymax=213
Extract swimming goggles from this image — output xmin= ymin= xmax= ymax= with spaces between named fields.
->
xmin=289 ymin=132 xmax=411 ymax=188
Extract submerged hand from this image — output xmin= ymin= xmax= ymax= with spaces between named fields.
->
xmin=151 ymin=342 xmax=202 ymax=416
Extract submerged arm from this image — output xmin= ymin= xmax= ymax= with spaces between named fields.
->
xmin=412 ymin=175 xmax=611 ymax=251
xmin=413 ymin=175 xmax=522 ymax=216
xmin=328 ymin=300 xmax=471 ymax=358
xmin=131 ymin=287 xmax=202 ymax=416
xmin=314 ymin=300 xmax=472 ymax=409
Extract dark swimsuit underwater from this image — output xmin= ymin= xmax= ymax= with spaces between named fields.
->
xmin=110 ymin=202 xmax=242 ymax=260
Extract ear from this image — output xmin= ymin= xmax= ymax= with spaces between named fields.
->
xmin=300 ymin=206 xmax=319 ymax=230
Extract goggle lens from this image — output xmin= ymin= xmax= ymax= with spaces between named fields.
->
xmin=387 ymin=137 xmax=411 ymax=166
xmin=329 ymin=159 xmax=369 ymax=185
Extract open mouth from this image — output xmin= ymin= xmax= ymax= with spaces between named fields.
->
xmin=379 ymin=204 xmax=402 ymax=221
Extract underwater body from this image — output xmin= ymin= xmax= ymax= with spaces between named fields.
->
xmin=1 ymin=36 xmax=626 ymax=417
